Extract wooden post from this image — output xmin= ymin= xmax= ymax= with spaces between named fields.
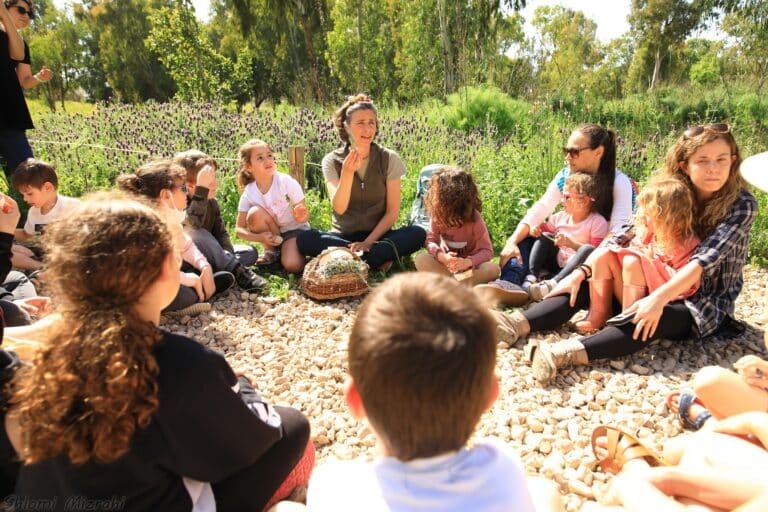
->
xmin=289 ymin=146 xmax=305 ymax=190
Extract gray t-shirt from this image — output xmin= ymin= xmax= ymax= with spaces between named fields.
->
xmin=322 ymin=148 xmax=406 ymax=184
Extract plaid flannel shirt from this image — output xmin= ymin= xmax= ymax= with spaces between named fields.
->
xmin=685 ymin=189 xmax=757 ymax=337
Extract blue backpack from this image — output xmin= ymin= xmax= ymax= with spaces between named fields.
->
xmin=409 ymin=164 xmax=445 ymax=229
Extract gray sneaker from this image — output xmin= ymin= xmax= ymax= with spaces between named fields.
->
xmin=475 ymin=279 xmax=529 ymax=307
xmin=529 ymin=279 xmax=555 ymax=302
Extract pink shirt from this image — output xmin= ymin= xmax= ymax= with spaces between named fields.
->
xmin=541 ymin=211 xmax=609 ymax=268
xmin=426 ymin=210 xmax=494 ymax=267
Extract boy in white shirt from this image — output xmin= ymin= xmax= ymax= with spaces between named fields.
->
xmin=12 ymin=158 xmax=79 ymax=270
xmin=307 ymin=272 xmax=563 ymax=512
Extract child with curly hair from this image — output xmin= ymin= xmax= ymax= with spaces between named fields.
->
xmin=414 ymin=167 xmax=500 ymax=286
xmin=6 ymin=193 xmax=314 ymax=510
xmin=575 ymin=176 xmax=701 ymax=334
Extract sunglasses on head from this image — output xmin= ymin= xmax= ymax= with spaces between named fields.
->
xmin=683 ymin=123 xmax=730 ymax=139
xmin=562 ymin=146 xmax=593 ymax=158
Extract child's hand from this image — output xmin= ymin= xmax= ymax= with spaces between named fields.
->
xmin=445 ymin=256 xmax=471 ymax=273
xmin=0 ymin=194 xmax=21 ymax=235
xmin=15 ymin=296 xmax=52 ymax=319
xmin=530 ymin=225 xmax=542 ymax=237
xmin=734 ymin=355 xmax=768 ymax=389
xmin=199 ymin=266 xmax=215 ymax=300
xmin=196 ymin=165 xmax=217 ymax=192
xmin=292 ymin=203 xmax=309 ymax=223
xmin=555 ymin=232 xmax=574 ymax=249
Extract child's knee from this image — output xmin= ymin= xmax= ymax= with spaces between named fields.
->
xmin=246 ymin=206 xmax=271 ymax=232
xmin=414 ymin=252 xmax=437 ymax=270
xmin=693 ymin=365 xmax=734 ymax=395
xmin=621 ymin=254 xmax=642 ymax=277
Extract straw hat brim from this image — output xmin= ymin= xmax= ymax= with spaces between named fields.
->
xmin=742 ymin=151 xmax=768 ymax=193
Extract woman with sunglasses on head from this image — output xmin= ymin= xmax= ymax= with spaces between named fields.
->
xmin=478 ymin=124 xmax=635 ymax=306
xmin=495 ymin=124 xmax=757 ymax=386
xmin=0 ymin=0 xmax=52 ymax=179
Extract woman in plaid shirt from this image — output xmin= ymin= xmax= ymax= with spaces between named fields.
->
xmin=494 ymin=124 xmax=757 ymax=385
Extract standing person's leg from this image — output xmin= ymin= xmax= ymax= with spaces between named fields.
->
xmin=296 ymin=230 xmax=353 ymax=259
xmin=366 ymin=225 xmax=427 ymax=270
xmin=212 ymin=406 xmax=313 ymax=512
xmin=0 ymin=130 xmax=33 ymax=180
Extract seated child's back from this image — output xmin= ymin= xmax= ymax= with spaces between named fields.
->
xmin=307 ymin=272 xmax=536 ymax=512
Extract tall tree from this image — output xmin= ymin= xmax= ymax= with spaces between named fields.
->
xmin=628 ymin=0 xmax=703 ymax=90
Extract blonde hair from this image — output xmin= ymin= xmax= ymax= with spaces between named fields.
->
xmin=564 ymin=173 xmax=599 ymax=213
xmin=237 ymin=139 xmax=271 ymax=191
xmin=659 ymin=128 xmax=745 ymax=239
xmin=12 ymin=193 xmax=174 ymax=465
xmin=636 ymin=177 xmax=696 ymax=250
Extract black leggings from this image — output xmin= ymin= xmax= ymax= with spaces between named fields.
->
xmin=523 ymin=281 xmax=695 ymax=360
xmin=212 ymin=405 xmax=310 ymax=511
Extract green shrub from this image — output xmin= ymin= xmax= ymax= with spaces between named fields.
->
xmin=444 ymin=86 xmax=530 ymax=138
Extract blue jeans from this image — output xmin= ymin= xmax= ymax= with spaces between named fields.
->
xmin=499 ymin=236 xmax=535 ymax=285
xmin=0 ymin=129 xmax=33 ymax=179
xmin=297 ymin=226 xmax=426 ymax=270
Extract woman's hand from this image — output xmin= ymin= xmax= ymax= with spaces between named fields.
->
xmin=341 ymin=149 xmax=363 ymax=178
xmin=734 ymin=356 xmax=768 ymax=390
xmin=292 ymin=202 xmax=309 ymax=223
xmin=349 ymin=240 xmax=373 ymax=253
xmin=35 ymin=67 xmax=53 ymax=83
xmin=499 ymin=238 xmax=521 ymax=268
xmin=199 ymin=266 xmax=215 ymax=300
xmin=624 ymin=293 xmax=667 ymax=341
xmin=543 ymin=268 xmax=586 ymax=306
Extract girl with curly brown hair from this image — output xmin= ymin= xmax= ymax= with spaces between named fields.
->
xmin=414 ymin=167 xmax=500 ymax=286
xmin=7 ymin=194 xmax=314 ymax=511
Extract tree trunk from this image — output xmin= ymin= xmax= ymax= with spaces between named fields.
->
xmin=297 ymin=8 xmax=324 ymax=103
xmin=650 ymin=48 xmax=662 ymax=90
xmin=356 ymin=0 xmax=364 ymax=91
xmin=437 ymin=0 xmax=455 ymax=95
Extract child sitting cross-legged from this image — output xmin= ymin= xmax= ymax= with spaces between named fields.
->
xmin=306 ymin=272 xmax=563 ymax=512
xmin=11 ymin=158 xmax=80 ymax=271
xmin=173 ymin=149 xmax=266 ymax=293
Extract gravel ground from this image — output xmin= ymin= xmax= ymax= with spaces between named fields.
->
xmin=161 ymin=265 xmax=768 ymax=511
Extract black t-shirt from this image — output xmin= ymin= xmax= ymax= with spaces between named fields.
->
xmin=0 ymin=28 xmax=34 ymax=131
xmin=14 ymin=331 xmax=286 ymax=511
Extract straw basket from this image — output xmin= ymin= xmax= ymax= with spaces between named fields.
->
xmin=300 ymin=247 xmax=369 ymax=300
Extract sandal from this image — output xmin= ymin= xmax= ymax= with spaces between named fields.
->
xmin=257 ymin=250 xmax=279 ymax=266
xmin=666 ymin=391 xmax=712 ymax=431
xmin=591 ymin=425 xmax=667 ymax=474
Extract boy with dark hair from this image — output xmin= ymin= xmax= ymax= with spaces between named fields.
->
xmin=173 ymin=149 xmax=265 ymax=293
xmin=12 ymin=158 xmax=79 ymax=270
xmin=307 ymin=273 xmax=560 ymax=511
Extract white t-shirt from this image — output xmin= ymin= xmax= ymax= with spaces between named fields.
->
xmin=237 ymin=172 xmax=309 ymax=233
xmin=306 ymin=439 xmax=536 ymax=512
xmin=23 ymin=195 xmax=80 ymax=236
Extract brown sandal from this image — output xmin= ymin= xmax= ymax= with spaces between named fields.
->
xmin=591 ymin=425 xmax=667 ymax=474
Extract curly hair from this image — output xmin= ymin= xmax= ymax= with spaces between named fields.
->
xmin=425 ymin=167 xmax=482 ymax=229
xmin=573 ymin=124 xmax=617 ymax=221
xmin=116 ymin=159 xmax=186 ymax=200
xmin=236 ymin=138 xmax=271 ymax=191
xmin=332 ymin=93 xmax=378 ymax=145
xmin=563 ymin=173 xmax=599 ymax=213
xmin=11 ymin=193 xmax=174 ymax=465
xmin=635 ymin=177 xmax=696 ymax=250
xmin=658 ymin=127 xmax=745 ymax=239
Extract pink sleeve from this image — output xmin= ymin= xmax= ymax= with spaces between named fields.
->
xmin=426 ymin=219 xmax=442 ymax=256
xmin=468 ymin=215 xmax=494 ymax=267
xmin=588 ymin=215 xmax=610 ymax=247
xmin=541 ymin=220 xmax=556 ymax=233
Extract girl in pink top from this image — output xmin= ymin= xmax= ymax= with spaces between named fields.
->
xmin=414 ymin=167 xmax=500 ymax=285
xmin=576 ymin=177 xmax=701 ymax=333
xmin=527 ymin=173 xmax=609 ymax=300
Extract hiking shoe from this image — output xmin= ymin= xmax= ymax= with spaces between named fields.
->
xmin=165 ymin=302 xmax=211 ymax=317
xmin=235 ymin=265 xmax=266 ymax=293
xmin=213 ymin=271 xmax=236 ymax=298
xmin=529 ymin=279 xmax=555 ymax=302
xmin=474 ymin=279 xmax=529 ymax=307
xmin=491 ymin=310 xmax=531 ymax=345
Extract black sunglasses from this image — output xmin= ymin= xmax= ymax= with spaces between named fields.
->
xmin=562 ymin=146 xmax=594 ymax=158
xmin=683 ymin=123 xmax=730 ymax=139
xmin=10 ymin=4 xmax=34 ymax=18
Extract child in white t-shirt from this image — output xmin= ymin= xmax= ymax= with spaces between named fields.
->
xmin=12 ymin=158 xmax=80 ymax=270
xmin=235 ymin=139 xmax=310 ymax=273
xmin=306 ymin=273 xmax=563 ymax=512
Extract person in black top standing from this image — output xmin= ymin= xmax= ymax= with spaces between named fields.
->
xmin=7 ymin=193 xmax=314 ymax=511
xmin=0 ymin=0 xmax=52 ymax=179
